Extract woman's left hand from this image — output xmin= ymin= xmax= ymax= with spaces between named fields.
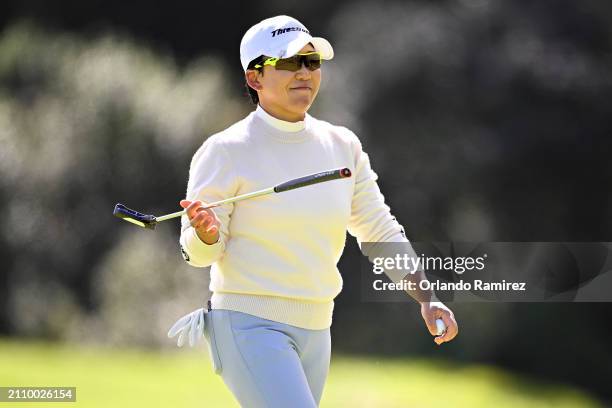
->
xmin=420 ymin=301 xmax=458 ymax=345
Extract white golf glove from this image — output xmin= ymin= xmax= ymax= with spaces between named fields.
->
xmin=167 ymin=308 xmax=205 ymax=347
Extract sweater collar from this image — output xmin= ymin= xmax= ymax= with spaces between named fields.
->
xmin=255 ymin=104 xmax=309 ymax=133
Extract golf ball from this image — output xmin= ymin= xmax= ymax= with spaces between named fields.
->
xmin=435 ymin=319 xmax=446 ymax=336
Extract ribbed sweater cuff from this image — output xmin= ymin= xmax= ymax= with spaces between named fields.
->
xmin=181 ymin=227 xmax=223 ymax=266
xmin=211 ymin=292 xmax=334 ymax=330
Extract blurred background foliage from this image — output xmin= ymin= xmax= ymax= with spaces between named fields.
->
xmin=1 ymin=0 xmax=611 ymax=405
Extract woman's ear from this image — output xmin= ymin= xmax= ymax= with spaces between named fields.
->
xmin=245 ymin=70 xmax=263 ymax=91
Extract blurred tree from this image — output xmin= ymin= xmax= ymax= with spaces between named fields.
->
xmin=0 ymin=22 xmax=245 ymax=342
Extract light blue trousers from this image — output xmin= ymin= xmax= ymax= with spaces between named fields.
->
xmin=203 ymin=309 xmax=331 ymax=408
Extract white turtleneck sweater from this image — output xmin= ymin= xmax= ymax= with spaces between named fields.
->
xmin=179 ymin=104 xmax=411 ymax=329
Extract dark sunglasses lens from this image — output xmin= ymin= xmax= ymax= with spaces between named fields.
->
xmin=275 ymin=54 xmax=322 ymax=71
xmin=304 ymin=55 xmax=321 ymax=70
xmin=275 ymin=57 xmax=300 ymax=71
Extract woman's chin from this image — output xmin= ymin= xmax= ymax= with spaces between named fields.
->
xmin=288 ymin=98 xmax=313 ymax=112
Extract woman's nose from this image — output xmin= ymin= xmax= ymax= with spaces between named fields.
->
xmin=295 ymin=64 xmax=311 ymax=78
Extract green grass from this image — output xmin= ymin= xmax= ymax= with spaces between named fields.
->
xmin=0 ymin=338 xmax=603 ymax=408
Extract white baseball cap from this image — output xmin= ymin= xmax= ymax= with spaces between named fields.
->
xmin=240 ymin=15 xmax=334 ymax=72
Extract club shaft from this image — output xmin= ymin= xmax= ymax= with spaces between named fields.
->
xmin=155 ymin=187 xmax=275 ymax=222
xmin=154 ymin=167 xmax=351 ymax=223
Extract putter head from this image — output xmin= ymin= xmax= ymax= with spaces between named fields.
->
xmin=113 ymin=204 xmax=158 ymax=230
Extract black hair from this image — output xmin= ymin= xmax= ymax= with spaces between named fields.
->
xmin=244 ymin=55 xmax=266 ymax=105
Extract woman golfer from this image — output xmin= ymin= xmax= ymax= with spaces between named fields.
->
xmin=171 ymin=15 xmax=458 ymax=408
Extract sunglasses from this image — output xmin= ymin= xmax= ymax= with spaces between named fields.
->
xmin=254 ymin=52 xmax=322 ymax=72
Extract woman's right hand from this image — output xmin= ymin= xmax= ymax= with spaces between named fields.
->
xmin=180 ymin=199 xmax=221 ymax=245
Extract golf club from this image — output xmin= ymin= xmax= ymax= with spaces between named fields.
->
xmin=113 ymin=167 xmax=352 ymax=230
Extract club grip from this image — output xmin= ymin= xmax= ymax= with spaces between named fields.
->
xmin=273 ymin=168 xmax=352 ymax=193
